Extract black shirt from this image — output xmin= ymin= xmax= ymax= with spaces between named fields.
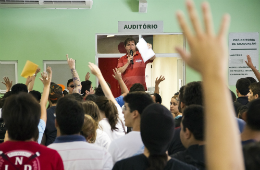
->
xmin=112 ymin=154 xmax=198 ymax=170
xmin=171 ymin=145 xmax=205 ymax=170
xmin=45 ymin=106 xmax=57 ymax=146
xmin=168 ymin=128 xmax=186 ymax=155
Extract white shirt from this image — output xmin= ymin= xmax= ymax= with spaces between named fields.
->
xmin=48 ymin=140 xmax=113 ymax=170
xmin=108 ymin=131 xmax=144 ymax=164
xmin=99 ymin=118 xmax=125 ymax=141
xmin=94 ymin=128 xmax=111 ymax=149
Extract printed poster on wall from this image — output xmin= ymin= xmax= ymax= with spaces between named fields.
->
xmin=228 ymin=32 xmax=259 ymax=85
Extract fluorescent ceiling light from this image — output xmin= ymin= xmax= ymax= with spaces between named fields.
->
xmin=107 ymin=35 xmax=115 ymax=37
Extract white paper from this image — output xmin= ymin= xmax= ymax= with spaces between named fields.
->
xmin=228 ymin=32 xmax=259 ymax=85
xmin=136 ymin=38 xmax=155 ymax=63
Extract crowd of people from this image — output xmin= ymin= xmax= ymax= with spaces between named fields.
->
xmin=0 ymin=0 xmax=259 ymax=169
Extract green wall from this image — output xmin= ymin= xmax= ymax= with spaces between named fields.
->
xmin=0 ymin=0 xmax=260 ymax=94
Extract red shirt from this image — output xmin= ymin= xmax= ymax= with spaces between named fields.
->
xmin=0 ymin=141 xmax=64 ymax=170
xmin=117 ymin=51 xmax=153 ymax=90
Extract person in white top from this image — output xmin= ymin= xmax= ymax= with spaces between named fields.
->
xmin=108 ymin=92 xmax=154 ymax=164
xmin=48 ymin=56 xmax=113 ymax=170
xmin=88 ymin=63 xmax=126 ymax=141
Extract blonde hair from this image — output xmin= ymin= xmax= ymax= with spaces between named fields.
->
xmin=81 ymin=115 xmax=97 ymax=143
xmin=82 ymin=100 xmax=100 ymax=123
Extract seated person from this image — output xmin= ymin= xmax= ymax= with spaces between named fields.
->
xmin=171 ymin=105 xmax=205 ymax=170
xmin=112 ymin=104 xmax=197 ymax=170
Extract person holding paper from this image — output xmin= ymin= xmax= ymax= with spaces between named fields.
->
xmin=117 ymin=38 xmax=155 ymax=90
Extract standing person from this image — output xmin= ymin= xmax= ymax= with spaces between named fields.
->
xmin=117 ymin=38 xmax=155 ymax=90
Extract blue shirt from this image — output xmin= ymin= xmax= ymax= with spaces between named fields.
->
xmin=115 ymin=95 xmax=125 ymax=107
xmin=37 ymin=119 xmax=46 ymax=144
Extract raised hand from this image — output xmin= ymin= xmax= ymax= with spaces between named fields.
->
xmin=85 ymin=72 xmax=90 ymax=81
xmin=35 ymin=67 xmax=41 ymax=75
xmin=2 ymin=77 xmax=12 ymax=92
xmin=245 ymin=55 xmax=254 ymax=68
xmin=155 ymin=75 xmax=165 ymax=85
xmin=66 ymin=54 xmax=75 ymax=70
xmin=40 ymin=66 xmax=52 ymax=86
xmin=112 ymin=68 xmax=122 ymax=81
xmin=25 ymin=76 xmax=33 ymax=86
xmin=175 ymin=0 xmax=230 ymax=76
xmin=147 ymin=43 xmax=152 ymax=49
xmin=88 ymin=62 xmax=102 ymax=77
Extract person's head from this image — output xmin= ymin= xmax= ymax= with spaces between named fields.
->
xmin=183 ymin=81 xmax=203 ymax=107
xmin=81 ymin=100 xmax=100 ymax=123
xmin=173 ymin=92 xmax=179 ymax=99
xmin=236 ymin=78 xmax=251 ymax=96
xmin=63 ymin=90 xmax=68 ymax=96
xmin=178 ymin=85 xmax=185 ymax=112
xmin=29 ymin=90 xmax=42 ymax=103
xmin=245 ymin=98 xmax=260 ymax=131
xmin=67 ymin=79 xmax=74 ymax=94
xmin=85 ymin=94 xmax=97 ymax=102
xmin=243 ymin=142 xmax=260 ymax=170
xmin=95 ymin=83 xmax=111 ymax=96
xmin=246 ymin=77 xmax=257 ymax=84
xmin=129 ymin=83 xmax=145 ymax=92
xmin=123 ymin=92 xmax=154 ymax=127
xmin=0 ymin=91 xmax=12 ymax=108
xmin=180 ymin=105 xmax=204 ymax=148
xmin=141 ymin=104 xmax=175 ymax=170
xmin=2 ymin=92 xmax=40 ymax=141
xmin=151 ymin=93 xmax=162 ymax=104
xmin=247 ymin=82 xmax=260 ymax=102
xmin=49 ymin=83 xmax=63 ymax=104
xmin=95 ymin=96 xmax=118 ymax=131
xmin=80 ymin=115 xmax=97 ymax=143
xmin=66 ymin=93 xmax=83 ymax=102
xmin=11 ymin=83 xmax=28 ymax=95
xmin=55 ymin=96 xmax=85 ymax=135
xmin=81 ymin=80 xmax=93 ymax=97
xmin=238 ymin=105 xmax=248 ymax=121
xmin=124 ymin=37 xmax=137 ymax=54
xmin=170 ymin=96 xmax=179 ymax=118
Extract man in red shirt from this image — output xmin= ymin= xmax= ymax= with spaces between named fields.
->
xmin=117 ymin=38 xmax=155 ymax=90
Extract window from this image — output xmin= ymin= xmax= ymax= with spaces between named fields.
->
xmin=0 ymin=61 xmax=18 ymax=93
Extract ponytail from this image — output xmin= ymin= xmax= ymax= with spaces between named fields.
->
xmin=96 ymin=96 xmax=118 ymax=131
xmin=146 ymin=153 xmax=168 ymax=170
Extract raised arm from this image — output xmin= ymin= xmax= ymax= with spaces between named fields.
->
xmin=85 ymin=72 xmax=90 ymax=81
xmin=175 ymin=1 xmax=244 ymax=170
xmin=245 ymin=55 xmax=260 ymax=81
xmin=154 ymin=75 xmax=165 ymax=94
xmin=39 ymin=67 xmax=52 ymax=123
xmin=112 ymin=68 xmax=129 ymax=97
xmin=28 ymin=67 xmax=41 ymax=92
xmin=88 ymin=62 xmax=117 ymax=104
xmin=2 ymin=77 xmax=12 ymax=92
xmin=67 ymin=54 xmax=81 ymax=94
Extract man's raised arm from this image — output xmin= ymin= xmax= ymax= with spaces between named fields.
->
xmin=176 ymin=1 xmax=244 ymax=170
xmin=245 ymin=55 xmax=260 ymax=81
xmin=67 ymin=54 xmax=81 ymax=94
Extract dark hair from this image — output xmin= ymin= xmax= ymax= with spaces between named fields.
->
xmin=11 ymin=83 xmax=28 ymax=95
xmin=124 ymin=37 xmax=137 ymax=46
xmin=55 ymin=96 xmax=85 ymax=135
xmin=95 ymin=83 xmax=111 ymax=96
xmin=238 ymin=105 xmax=248 ymax=119
xmin=85 ymin=94 xmax=97 ymax=102
xmin=174 ymin=92 xmax=179 ymax=96
xmin=0 ymin=91 xmax=12 ymax=108
xmin=152 ymin=93 xmax=162 ymax=104
xmin=236 ymin=78 xmax=251 ymax=95
xmin=129 ymin=83 xmax=145 ymax=92
xmin=249 ymin=82 xmax=260 ymax=97
xmin=243 ymin=142 xmax=260 ymax=170
xmin=178 ymin=85 xmax=185 ymax=112
xmin=2 ymin=92 xmax=40 ymax=141
xmin=66 ymin=93 xmax=83 ymax=102
xmin=246 ymin=77 xmax=257 ymax=84
xmin=147 ymin=154 xmax=168 ymax=170
xmin=81 ymin=80 xmax=92 ymax=96
xmin=82 ymin=100 xmax=100 ymax=123
xmin=124 ymin=92 xmax=154 ymax=114
xmin=95 ymin=96 xmax=118 ymax=131
xmin=67 ymin=79 xmax=73 ymax=87
xmin=182 ymin=105 xmax=204 ymax=141
xmin=246 ymin=98 xmax=260 ymax=130
xmin=29 ymin=90 xmax=42 ymax=102
xmin=63 ymin=90 xmax=68 ymax=96
xmin=230 ymin=90 xmax=237 ymax=102
xmin=183 ymin=81 xmax=203 ymax=106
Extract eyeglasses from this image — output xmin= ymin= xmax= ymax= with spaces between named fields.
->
xmin=69 ymin=85 xmax=75 ymax=88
